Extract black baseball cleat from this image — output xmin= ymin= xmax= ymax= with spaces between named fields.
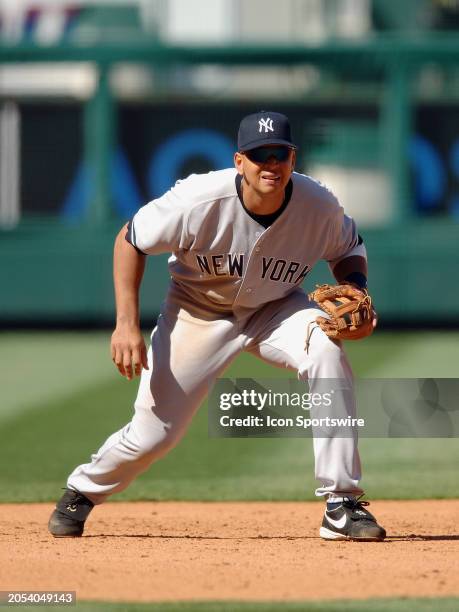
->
xmin=48 ymin=489 xmax=94 ymax=537
xmin=320 ymin=496 xmax=386 ymax=541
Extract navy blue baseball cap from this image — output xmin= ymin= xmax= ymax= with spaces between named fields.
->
xmin=238 ymin=111 xmax=297 ymax=151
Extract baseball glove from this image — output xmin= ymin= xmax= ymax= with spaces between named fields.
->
xmin=308 ymin=283 xmax=376 ymax=341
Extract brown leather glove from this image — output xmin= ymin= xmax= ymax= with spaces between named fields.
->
xmin=308 ymin=283 xmax=376 ymax=341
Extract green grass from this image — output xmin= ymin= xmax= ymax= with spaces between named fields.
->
xmin=0 ymin=332 xmax=458 ymax=502
xmin=14 ymin=597 xmax=459 ymax=612
xmin=0 ymin=331 xmax=115 ymax=420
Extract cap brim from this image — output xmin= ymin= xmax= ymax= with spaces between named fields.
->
xmin=240 ymin=138 xmax=298 ymax=151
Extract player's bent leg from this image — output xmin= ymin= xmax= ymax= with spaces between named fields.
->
xmin=49 ymin=306 xmax=245 ymax=536
xmin=245 ymin=295 xmax=363 ymax=497
xmin=246 ymin=294 xmax=385 ymax=540
xmin=67 ymin=307 xmax=243 ymax=503
xmin=297 ymin=330 xmax=364 ymax=499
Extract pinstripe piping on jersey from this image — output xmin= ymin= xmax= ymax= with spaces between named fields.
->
xmin=126 ymin=219 xmax=147 ymax=255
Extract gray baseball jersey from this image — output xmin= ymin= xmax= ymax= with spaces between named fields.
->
xmin=126 ymin=168 xmax=365 ymax=314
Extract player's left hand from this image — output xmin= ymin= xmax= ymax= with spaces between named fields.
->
xmin=308 ymin=283 xmax=377 ymax=341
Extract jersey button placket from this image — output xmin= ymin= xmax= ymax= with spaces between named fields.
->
xmin=233 ymin=229 xmax=264 ymax=307
xmin=247 ymin=232 xmax=264 ymax=295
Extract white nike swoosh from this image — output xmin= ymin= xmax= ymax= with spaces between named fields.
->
xmin=326 ymin=513 xmax=347 ymax=529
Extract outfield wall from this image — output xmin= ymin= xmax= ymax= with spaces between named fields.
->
xmin=2 ymin=39 xmax=459 ymax=324
xmin=1 ymin=220 xmax=458 ymax=325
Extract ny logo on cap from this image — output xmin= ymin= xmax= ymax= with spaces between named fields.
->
xmin=258 ymin=117 xmax=274 ymax=133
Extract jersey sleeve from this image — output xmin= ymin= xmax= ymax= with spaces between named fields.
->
xmin=125 ymin=185 xmax=190 ymax=255
xmin=322 ymin=208 xmax=367 ymax=268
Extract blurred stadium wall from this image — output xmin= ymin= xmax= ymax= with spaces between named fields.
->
xmin=1 ymin=0 xmax=459 ymax=325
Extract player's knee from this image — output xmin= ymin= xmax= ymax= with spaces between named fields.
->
xmin=309 ymin=335 xmax=343 ymax=364
xmin=126 ymin=419 xmax=183 ymax=461
xmin=298 ymin=334 xmax=346 ymax=378
xmin=120 ymin=430 xmax=178 ymax=464
xmin=140 ymin=435 xmax=177 ymax=460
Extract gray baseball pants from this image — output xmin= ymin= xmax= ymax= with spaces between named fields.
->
xmin=68 ymin=290 xmax=363 ymax=504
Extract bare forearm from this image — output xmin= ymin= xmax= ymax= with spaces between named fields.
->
xmin=113 ymin=224 xmax=146 ymax=327
xmin=111 ymin=224 xmax=148 ymax=380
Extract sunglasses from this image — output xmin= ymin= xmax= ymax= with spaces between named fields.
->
xmin=243 ymin=146 xmax=293 ymax=164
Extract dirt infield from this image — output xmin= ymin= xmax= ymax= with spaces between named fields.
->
xmin=1 ymin=500 xmax=458 ymax=603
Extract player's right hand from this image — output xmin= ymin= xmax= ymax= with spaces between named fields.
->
xmin=110 ymin=324 xmax=149 ymax=380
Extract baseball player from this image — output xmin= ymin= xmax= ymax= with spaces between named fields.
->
xmin=49 ymin=111 xmax=386 ymax=541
